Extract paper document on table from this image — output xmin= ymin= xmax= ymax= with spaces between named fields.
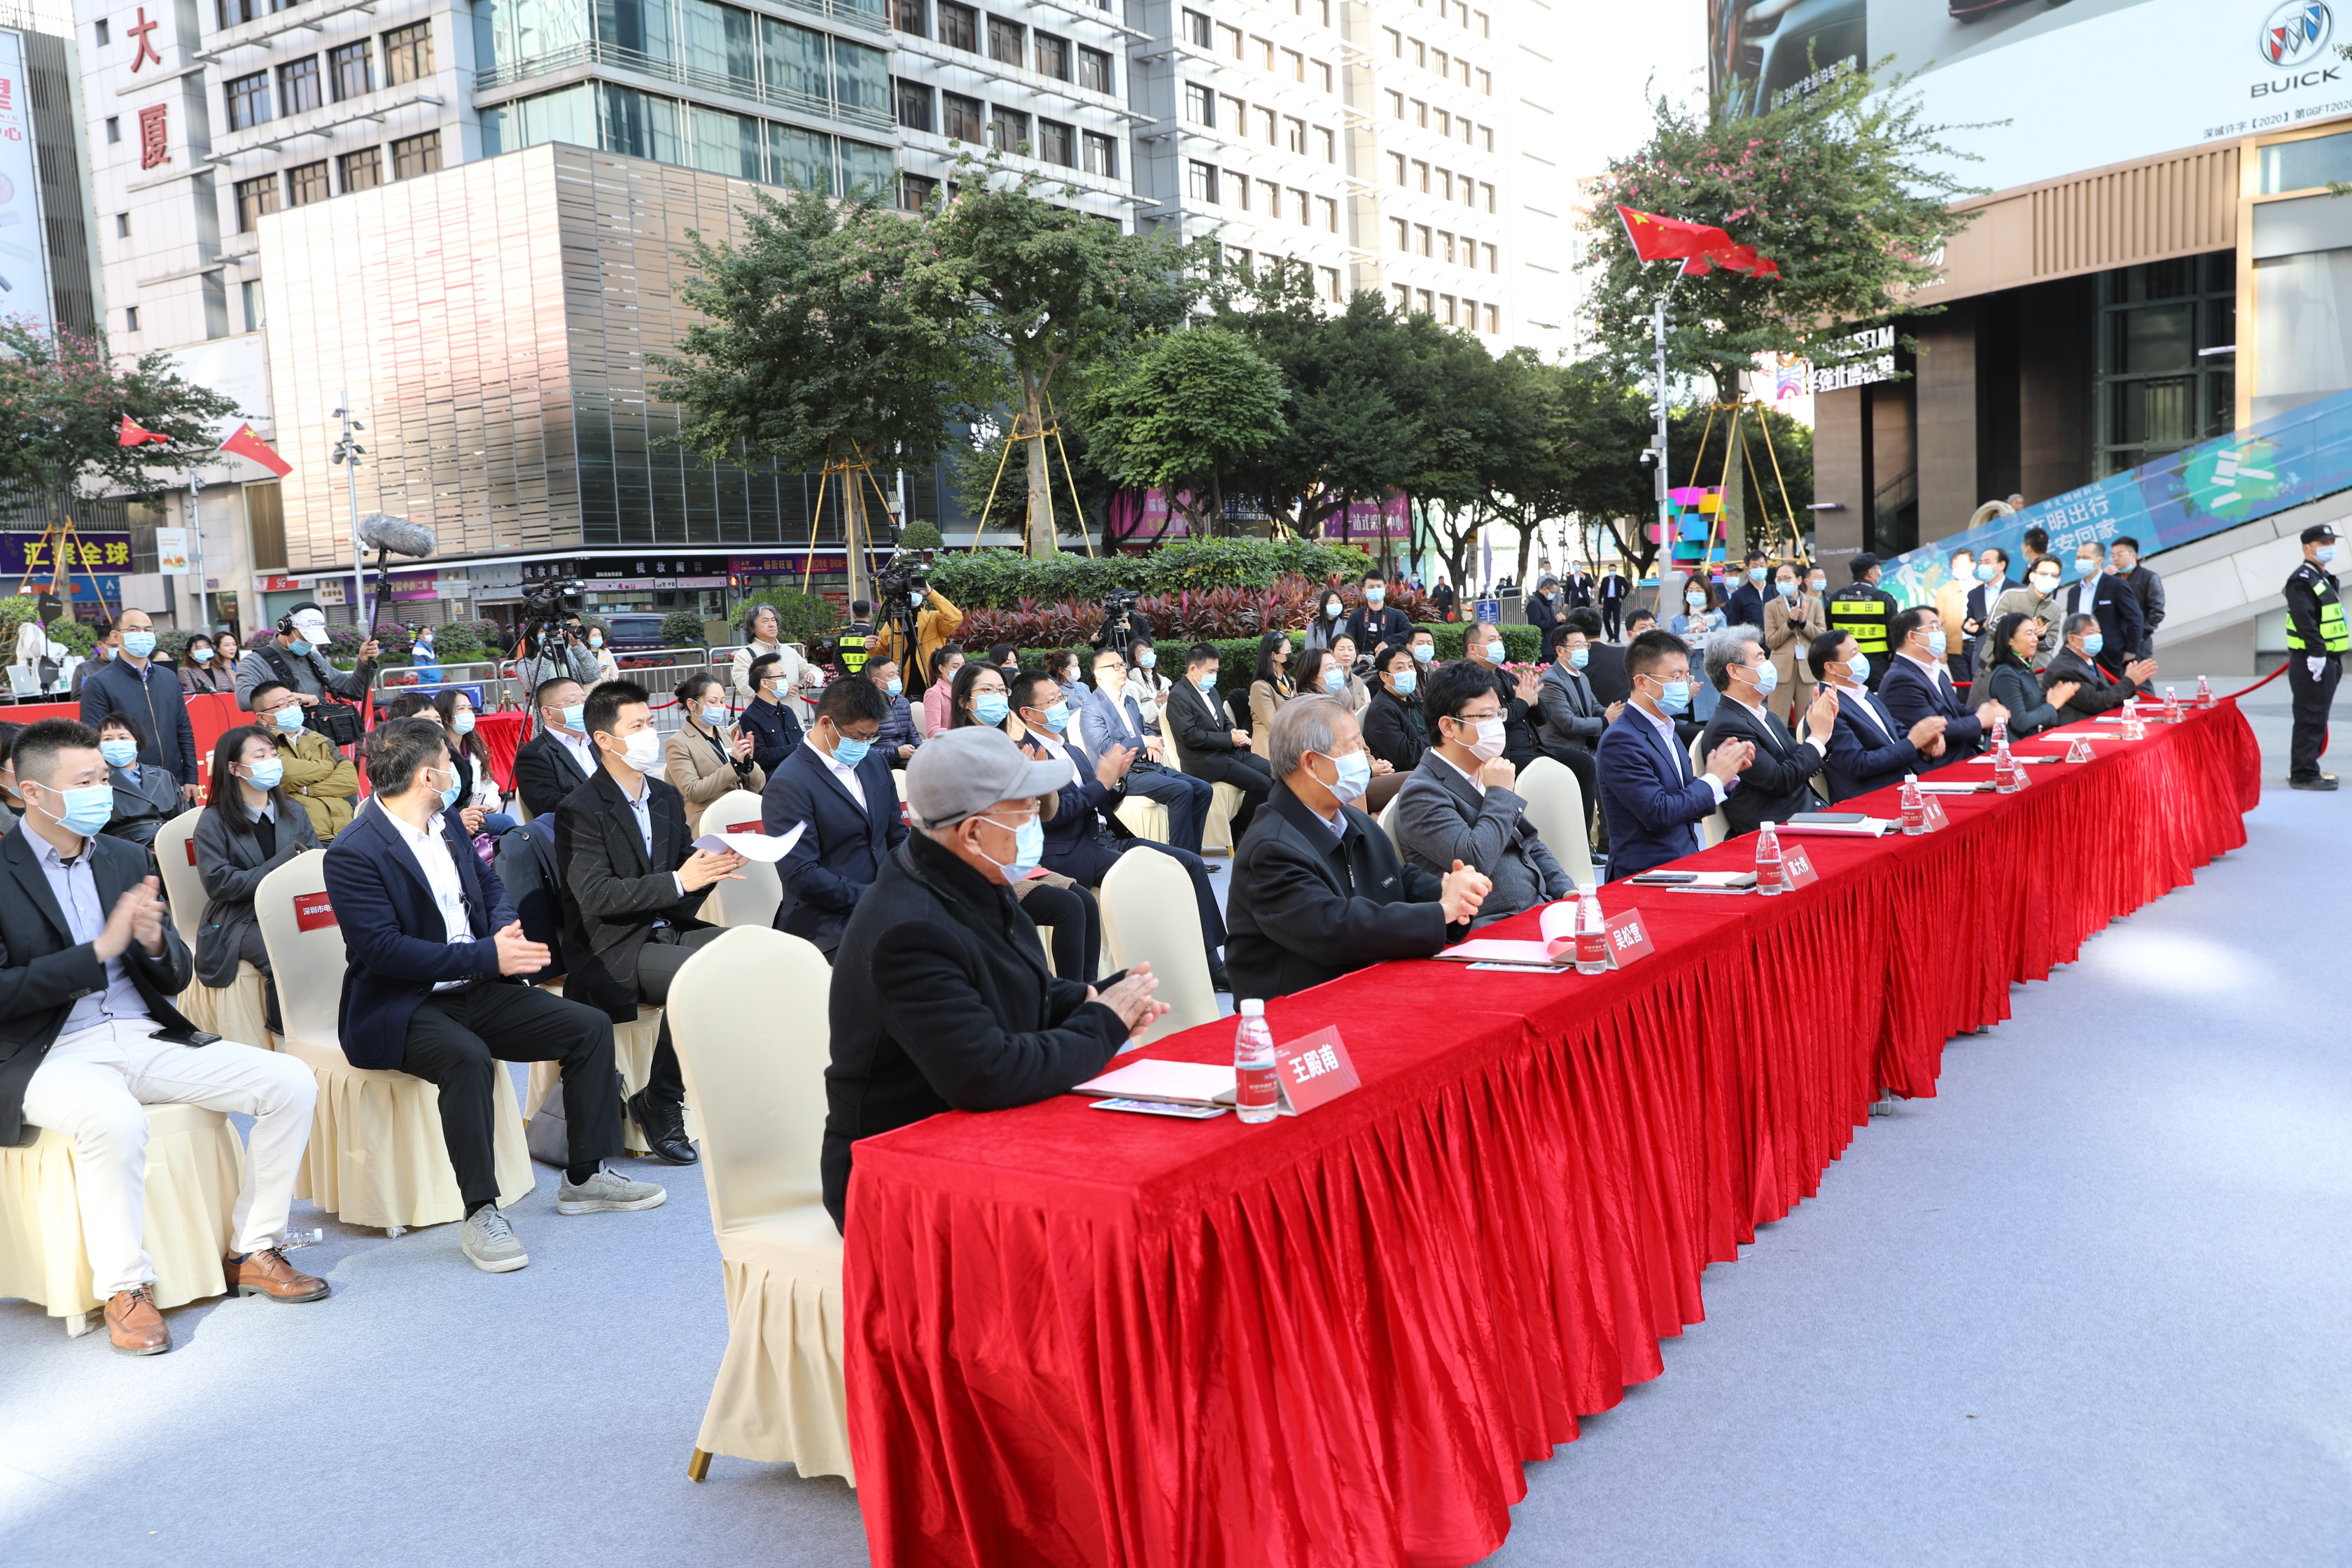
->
xmin=1775 ymin=818 xmax=1893 ymax=836
xmin=692 ymin=823 xmax=805 ymax=862
xmin=1914 ymin=781 xmax=1989 ymax=794
xmin=1071 ymin=1059 xmax=1238 ymax=1106
xmin=1434 ymin=938 xmax=1564 ymax=967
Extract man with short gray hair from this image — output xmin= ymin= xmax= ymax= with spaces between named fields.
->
xmin=1225 ymin=696 xmax=1490 ymax=1000
xmin=821 ymin=726 xmax=1170 ymax=1231
xmin=1699 ymin=626 xmax=1841 ymax=839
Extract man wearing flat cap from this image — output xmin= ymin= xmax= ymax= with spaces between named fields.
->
xmin=820 ymin=726 xmax=1170 ymax=1230
xmin=2285 ymin=523 xmax=2346 ymax=791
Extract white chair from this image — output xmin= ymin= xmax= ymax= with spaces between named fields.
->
xmin=696 ymin=787 xmax=783 ymax=930
xmin=1686 ymin=737 xmax=1728 ymax=849
xmin=1114 ymin=793 xmax=1169 ymax=844
xmin=255 ymin=855 xmax=534 ymax=1233
xmin=155 ymin=811 xmax=272 ymax=1051
xmin=1099 ymin=848 xmax=1218 ymax=1046
xmin=1161 ymin=722 xmax=1243 ymax=855
xmin=1376 ymin=793 xmax=1404 ymax=855
xmin=1515 ymin=756 xmax=1598 ymax=887
xmin=667 ymin=927 xmax=854 ymax=1486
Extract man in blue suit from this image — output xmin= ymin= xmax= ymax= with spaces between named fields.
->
xmin=1723 ymin=550 xmax=1770 ymax=633
xmin=1807 ymin=630 xmax=1949 ymax=802
xmin=323 ymin=718 xmax=660 ymax=1275
xmin=2064 ymin=540 xmax=2147 ymax=681
xmin=1077 ymin=645 xmax=1211 ymax=855
xmin=1879 ymin=608 xmax=2008 ymax=765
xmin=762 ymin=673 xmax=906 ymax=955
xmin=1594 ymin=629 xmax=1753 ymax=880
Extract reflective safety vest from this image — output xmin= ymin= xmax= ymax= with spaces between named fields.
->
xmin=2288 ymin=584 xmax=2350 ymax=653
xmin=1827 ymin=586 xmax=1891 ymax=654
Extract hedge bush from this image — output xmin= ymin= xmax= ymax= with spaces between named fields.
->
xmin=928 ymin=538 xmax=1378 ymax=610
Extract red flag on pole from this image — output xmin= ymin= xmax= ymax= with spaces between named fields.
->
xmin=118 ymin=414 xmax=167 ymax=447
xmin=1616 ymin=204 xmax=1782 ymax=281
xmin=218 ymin=422 xmax=293 ymax=477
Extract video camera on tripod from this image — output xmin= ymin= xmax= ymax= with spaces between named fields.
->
xmin=517 ymin=576 xmax=585 ymax=657
xmin=1096 ymin=587 xmax=1143 ymax=656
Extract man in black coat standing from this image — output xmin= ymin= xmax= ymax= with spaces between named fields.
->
xmin=2064 ymin=540 xmax=2146 ymax=681
xmin=78 ymin=607 xmax=199 ymax=804
xmin=1723 ymin=550 xmax=1770 ymax=634
xmin=821 ymin=727 xmax=1168 ymax=1229
xmin=1341 ymin=568 xmax=1414 ymax=654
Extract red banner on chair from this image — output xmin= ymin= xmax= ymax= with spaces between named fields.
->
xmin=185 ymin=837 xmax=197 ymax=866
xmin=294 ymin=892 xmax=337 ymax=931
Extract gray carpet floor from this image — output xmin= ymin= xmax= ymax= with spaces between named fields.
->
xmin=3 ymin=677 xmax=2345 ymax=1567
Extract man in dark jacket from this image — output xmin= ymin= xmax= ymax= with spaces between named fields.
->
xmin=2043 ymin=615 xmax=2157 ymax=722
xmin=1827 ymin=555 xmax=1898 ymax=690
xmin=1698 ymin=626 xmax=1841 ymax=838
xmin=78 ymin=607 xmax=199 ymax=802
xmin=1361 ymin=643 xmax=1429 ymax=774
xmin=1593 ymin=630 xmax=1752 ymax=879
xmin=1224 ymin=697 xmax=1488 ymax=999
xmin=1393 ymin=662 xmax=1571 ymax=928
xmin=738 ymin=652 xmax=808 ymax=777
xmin=2064 ymin=541 xmax=2146 ymax=681
xmin=1879 ymin=608 xmax=2006 ymax=766
xmin=2110 ymin=536 xmax=2165 ymax=663
xmin=1526 ymin=575 xmax=1564 ymax=663
xmin=822 ymin=727 xmax=1167 ymax=1228
xmin=1597 ymin=568 xmax=1630 ymax=640
xmin=1723 ymin=550 xmax=1770 ymax=633
xmin=1341 ymin=568 xmax=1414 ymax=654
xmin=1460 ymin=624 xmax=1544 ymax=769
xmin=554 ymin=680 xmax=747 ymax=1164
xmin=1534 ymin=610 xmax=1613 ymax=837
xmin=1810 ymin=631 xmax=1947 ymax=802
xmin=763 ymin=673 xmax=904 ymax=954
xmin=510 ymin=676 xmax=597 ymax=820
xmin=1166 ymin=643 xmax=1273 ymax=839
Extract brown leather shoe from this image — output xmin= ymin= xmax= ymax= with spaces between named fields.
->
xmin=225 ymin=1247 xmax=331 ymax=1303
xmin=104 ymin=1286 xmax=170 ymax=1356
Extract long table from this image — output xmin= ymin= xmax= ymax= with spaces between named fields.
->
xmin=842 ymin=702 xmax=2262 ymax=1568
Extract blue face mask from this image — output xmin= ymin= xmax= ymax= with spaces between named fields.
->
xmin=38 ymin=783 xmax=115 ymax=836
xmin=2080 ymin=633 xmax=2104 ymax=658
xmin=560 ymin=704 xmax=585 ymax=732
xmin=1657 ymin=680 xmax=1691 ymax=714
xmin=1321 ymin=666 xmax=1346 ymax=694
xmin=1040 ymin=701 xmax=1071 ymax=733
xmin=2320 ymin=545 xmax=2339 ymax=565
xmin=700 ymin=704 xmax=728 ymax=727
xmin=1926 ymin=629 xmax=1949 ymax=657
xmin=885 ymin=678 xmax=903 ymax=696
xmin=1412 ymin=644 xmax=1434 ymax=664
xmin=100 ymin=739 xmax=139 ymax=769
xmin=121 ymin=631 xmax=156 ymax=659
xmin=1976 ymin=562 xmax=1999 ymax=582
xmin=1324 ymin=749 xmax=1371 ymax=805
xmin=832 ymin=734 xmax=873 ymax=768
xmin=1392 ymin=668 xmax=1418 ymax=697
xmin=1750 ymin=663 xmax=1779 ymax=696
xmin=1776 ymin=580 xmax=1798 ymax=598
xmin=1138 ymin=650 xmax=1157 ymax=668
xmin=979 ymin=814 xmax=1045 ymax=884
xmin=1748 ymin=568 xmax=1766 ymax=584
xmin=1847 ymin=654 xmax=1870 ymax=684
xmin=273 ymin=705 xmax=306 ymax=733
xmin=451 ymin=711 xmax=475 ymax=734
xmin=1196 ymin=673 xmax=1218 ymax=695
xmin=973 ymin=694 xmax=1010 ymax=727
xmin=1325 ymin=603 xmax=1344 ymax=620
xmin=285 ymin=638 xmax=312 ymax=657
xmin=245 ymin=756 xmax=286 ymax=792
xmin=1569 ymin=648 xmax=1590 ymax=669
xmin=436 ymin=768 xmax=461 ymax=813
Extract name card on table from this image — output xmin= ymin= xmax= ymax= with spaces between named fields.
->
xmin=1783 ymin=844 xmax=1819 ymax=889
xmin=1604 ymin=908 xmax=1654 ymax=967
xmin=1274 ymin=1026 xmax=1360 ymax=1114
xmin=293 ymin=892 xmax=337 ymax=931
xmin=1922 ymin=796 xmax=1952 ymax=832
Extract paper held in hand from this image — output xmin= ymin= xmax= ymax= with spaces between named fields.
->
xmin=691 ymin=822 xmax=805 ymax=862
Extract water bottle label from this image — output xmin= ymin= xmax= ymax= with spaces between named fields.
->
xmin=1755 ymin=857 xmax=1782 ymax=890
xmin=1236 ymin=1063 xmax=1281 ymax=1112
xmin=1575 ymin=930 xmax=1610 ymax=967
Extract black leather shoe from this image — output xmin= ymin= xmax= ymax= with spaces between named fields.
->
xmin=626 ymin=1088 xmax=699 ymax=1165
xmin=1208 ymin=959 xmax=1233 ymax=993
xmin=2289 ymin=774 xmax=2340 ymax=791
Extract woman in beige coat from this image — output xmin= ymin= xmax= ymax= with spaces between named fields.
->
xmin=1762 ymin=561 xmax=1827 ymax=720
xmin=665 ymin=671 xmax=766 ymax=827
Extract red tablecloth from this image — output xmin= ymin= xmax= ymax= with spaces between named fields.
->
xmin=472 ymin=710 xmax=526 ymax=794
xmin=843 ymin=702 xmax=2261 ymax=1568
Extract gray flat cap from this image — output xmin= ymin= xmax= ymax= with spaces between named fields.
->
xmin=904 ymin=725 xmax=1071 ymax=829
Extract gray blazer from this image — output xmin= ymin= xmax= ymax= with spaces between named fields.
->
xmin=192 ymin=797 xmax=321 ymax=988
xmin=1535 ymin=662 xmax=1606 ymax=752
xmin=1391 ymin=751 xmax=1573 ymax=930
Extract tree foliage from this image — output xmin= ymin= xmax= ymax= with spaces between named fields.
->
xmin=1079 ymin=323 xmax=1287 ymax=534
xmin=0 ymin=321 xmax=241 ymax=522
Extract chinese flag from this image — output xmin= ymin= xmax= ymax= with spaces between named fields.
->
xmin=218 ymin=422 xmax=293 ymax=477
xmin=1616 ymin=204 xmax=1737 ymax=263
xmin=119 ymin=414 xmax=167 ymax=447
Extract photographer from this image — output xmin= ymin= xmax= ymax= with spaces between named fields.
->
xmin=865 ymin=555 xmax=964 ymax=689
xmin=517 ymin=612 xmax=601 ymax=695
xmin=233 ymin=603 xmax=379 ymax=736
xmin=1093 ymin=588 xmax=1152 ymax=659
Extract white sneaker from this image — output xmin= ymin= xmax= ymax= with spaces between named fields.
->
xmin=462 ymin=1206 xmax=529 ymax=1273
xmin=556 ymin=1166 xmax=667 ymax=1215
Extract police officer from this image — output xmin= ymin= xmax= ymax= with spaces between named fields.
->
xmin=837 ymin=599 xmax=876 ymax=678
xmin=1827 ymin=554 xmax=1897 ymax=691
xmin=2285 ymin=523 xmax=2346 ymax=791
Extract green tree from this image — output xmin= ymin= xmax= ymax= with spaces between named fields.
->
xmin=1581 ymin=62 xmax=1982 ymax=398
xmin=895 ymin=517 xmax=944 ymax=550
xmin=1549 ymin=365 xmax=1665 ymax=579
xmin=949 ymin=415 xmax=1115 ymax=544
xmin=1079 ymin=324 xmax=1288 ymax=536
xmin=0 ymin=322 xmax=241 ymax=536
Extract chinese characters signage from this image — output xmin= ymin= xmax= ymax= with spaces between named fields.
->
xmin=127 ymin=8 xmax=163 ymax=71
xmin=0 ymin=31 xmax=51 ymax=335
xmin=139 ymin=102 xmax=167 ymax=169
xmin=1768 ymin=327 xmax=1896 ymax=402
xmin=0 ymin=533 xmax=133 ymax=575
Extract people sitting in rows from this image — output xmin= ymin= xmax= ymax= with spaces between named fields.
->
xmin=736 ymin=652 xmax=807 ymax=778
xmin=234 ymin=601 xmax=378 ymax=715
xmin=1049 ymin=648 xmax=1088 ymax=696
xmin=1304 ymin=586 xmax=1350 ymax=654
xmin=6 ymin=718 xmax=325 ymax=1354
xmin=732 ymin=602 xmax=819 ymax=722
xmin=1326 ymin=634 xmax=1372 ymax=710
xmin=95 ymin=712 xmax=186 ymax=859
xmin=1534 ymin=609 xmax=1614 ymax=837
xmin=1765 ymin=561 xmax=1828 ymax=720
xmin=764 ymin=672 xmax=905 ymax=960
xmin=2064 ymin=541 xmax=2145 ymax=682
xmin=556 ymin=681 xmax=745 ymax=1166
xmin=1460 ymin=622 xmax=1546 ymax=768
xmin=1362 ymin=641 xmax=1430 ymax=776
xmin=425 ymin=689 xmax=517 ymax=837
xmin=1810 ymin=631 xmax=1947 ymax=802
xmin=248 ymin=680 xmax=359 ymax=842
xmin=325 ymin=718 xmax=659 ymax=1274
xmin=511 ymin=677 xmax=597 ymax=820
xmin=1989 ymin=558 xmax=2064 ymax=671
xmin=1247 ymin=629 xmax=1294 ymax=757
xmin=666 ymin=672 xmax=766 ymax=820
xmin=177 ymin=631 xmax=234 ymax=695
xmin=2043 ymin=614 xmax=2157 ymax=722
xmin=1976 ymin=612 xmax=2080 ymax=738
xmin=1123 ymin=636 xmax=1172 ymax=729
xmin=1343 ymin=567 xmax=1415 ymax=654
xmin=1595 ymin=629 xmax=1753 ymax=879
xmin=1699 ymin=626 xmax=1841 ymax=838
xmin=867 ymin=657 xmax=923 ymax=766
xmin=193 ymin=724 xmax=321 ymax=1032
xmin=948 ymin=661 xmax=1102 ymax=979
xmin=78 ymin=606 xmax=199 ymax=808
xmin=822 ymin=726 xmax=1168 ymax=1231
xmin=1079 ymin=645 xmax=1214 ymax=855
xmin=1006 ymin=668 xmax=1232 ymax=990
xmin=1167 ymin=642 xmax=1275 ymax=839
xmin=1880 ymin=608 xmax=2006 ymax=765
xmin=923 ymin=643 xmax=966 ymax=738
xmin=1225 ymin=696 xmax=1489 ymax=997
xmin=1394 ymin=661 xmax=1573 ymax=928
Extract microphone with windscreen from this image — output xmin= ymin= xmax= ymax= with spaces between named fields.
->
xmin=356 ymin=511 xmax=435 ymax=643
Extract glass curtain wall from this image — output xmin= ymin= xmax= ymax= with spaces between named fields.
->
xmin=482 ymin=80 xmax=895 ymax=195
xmin=2092 ymin=252 xmax=2235 ymax=477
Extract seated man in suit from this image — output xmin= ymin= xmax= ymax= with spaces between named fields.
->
xmin=2043 ymin=614 xmax=2158 ymax=722
xmin=1810 ymin=631 xmax=1949 ymax=802
xmin=510 ymin=676 xmax=598 ymax=820
xmin=1534 ymin=609 xmax=1615 ymax=840
xmin=326 ymin=718 xmax=658 ymax=1275
xmin=1079 ymin=644 xmax=1212 ymax=855
xmin=2065 ymin=541 xmax=2146 ymax=680
xmin=1699 ymin=626 xmax=1842 ymax=838
xmin=1879 ymin=608 xmax=2007 ymax=765
xmin=1224 ymin=696 xmax=1488 ymax=999
xmin=738 ymin=651 xmax=807 ymax=778
xmin=762 ymin=673 xmax=905 ymax=957
xmin=4 ymin=718 xmax=326 ymax=1354
xmin=1009 ymin=669 xmax=1230 ymax=988
xmin=1165 ymin=641 xmax=1274 ymax=840
xmin=556 ymin=681 xmax=749 ymax=1166
xmin=866 ymin=656 xmax=923 ymax=767
xmin=1394 ymin=660 xmax=1572 ymax=928
xmin=1361 ymin=641 xmax=1430 ymax=775
xmin=1594 ymin=629 xmax=1753 ymax=880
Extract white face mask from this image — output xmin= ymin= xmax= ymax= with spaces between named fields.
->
xmin=607 ymin=729 xmax=663 ymax=772
xmin=1457 ymin=715 xmax=1506 ymax=762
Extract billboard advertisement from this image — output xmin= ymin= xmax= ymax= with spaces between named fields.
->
xmin=0 ymin=29 xmax=54 ymax=335
xmin=1711 ymin=0 xmax=2348 ymax=192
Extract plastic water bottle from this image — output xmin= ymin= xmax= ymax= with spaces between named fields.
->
xmin=1234 ymin=1000 xmax=1279 ymax=1124
xmin=1992 ymin=734 xmax=2022 ymax=794
xmin=2196 ymin=674 xmax=2216 ymax=710
xmin=1898 ymin=774 xmax=1926 ymax=835
xmin=1574 ymin=890 xmax=1609 ymax=974
xmin=2122 ymin=694 xmax=2138 ymax=722
xmin=1754 ymin=820 xmax=1785 ymax=895
xmin=1989 ymin=715 xmax=2008 ymax=752
xmin=2162 ymin=684 xmax=2183 ymax=723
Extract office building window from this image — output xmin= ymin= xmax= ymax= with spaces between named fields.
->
xmin=1079 ymin=46 xmax=1112 ymax=92
xmin=330 ymin=41 xmax=373 ymax=101
xmin=1392 ymin=218 xmax=1408 ymax=251
xmin=1439 ymin=231 xmax=1455 ymax=263
xmin=1217 ymin=22 xmax=1241 ymax=57
xmin=340 ymin=146 xmax=383 ymax=191
xmin=383 ymin=21 xmax=433 ymax=84
xmin=242 ymin=279 xmax=265 ymax=332
xmin=105 ymin=115 xmax=121 ymax=143
xmin=225 ymin=72 xmax=272 ymax=131
xmin=279 ymin=57 xmax=323 ymax=115
xmin=1287 ymin=187 xmax=1308 ymax=225
xmin=900 ymin=172 xmax=940 ymax=209
xmin=1035 ymin=31 xmax=1069 ymax=80
xmin=1317 ymin=195 xmax=1338 ymax=232
xmin=1256 ymin=105 xmax=1276 ymax=144
xmin=286 ymin=160 xmax=330 ymax=206
xmin=1483 ymin=303 xmax=1499 ymax=332
xmin=1320 ymin=265 xmax=1340 ymax=301
xmin=988 ymin=105 xmax=1029 ymax=154
xmin=1485 ymin=241 xmax=1499 ymax=272
xmin=941 ymin=91 xmax=983 ymax=140
xmin=1317 ymin=60 xmax=1333 ymax=92
xmin=1183 ymin=83 xmax=1213 ymax=124
xmin=1182 ymin=8 xmax=1210 ymax=47
xmin=1390 ymin=153 xmax=1406 ymax=186
xmin=895 ymin=79 xmax=934 ymax=131
xmin=1258 ymin=178 xmax=1279 ymax=216
xmin=986 ymin=17 xmax=1024 ymax=66
xmin=1392 ymin=284 xmax=1410 ymax=312
xmin=1083 ymin=130 xmax=1116 ymax=176
xmin=94 ymin=17 xmax=109 ymax=44
xmin=1188 ymin=160 xmax=1217 ymax=202
xmin=1226 ymin=246 xmax=1252 ymax=272
xmin=889 ymin=0 xmax=927 ymax=34
xmin=938 ymin=1 xmax=976 ymax=50
xmin=1221 ymin=92 xmax=1245 ymax=128
xmin=1387 ymin=90 xmax=1404 ymax=118
xmin=1283 ymin=47 xmax=1303 ymax=80
xmin=1477 ymin=67 xmax=1491 ymax=93
xmin=391 ymin=130 xmax=442 ymax=179
xmin=1037 ymin=118 xmax=1074 ymax=167
xmin=219 ymin=0 xmax=267 ymax=22
xmin=124 ymin=307 xmax=138 ymax=332
xmin=234 ymin=174 xmax=279 ymax=230
xmin=114 ymin=212 xmax=129 ymax=237
xmin=1418 ymin=288 xmax=1433 ymax=314
xmin=1318 ymin=127 xmax=1335 ymax=162
xmin=1284 ymin=115 xmax=1306 ymax=154
xmin=1415 ymin=224 xmax=1432 ymax=256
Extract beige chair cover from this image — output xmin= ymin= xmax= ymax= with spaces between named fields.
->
xmin=1098 ymin=846 xmax=1217 ymax=1049
xmin=1113 ymin=794 xmax=1168 ymax=844
xmin=256 ymin=854 xmax=533 ymax=1230
xmin=694 ymin=788 xmax=785 ymax=930
xmin=1161 ymin=724 xmax=1243 ymax=853
xmin=1376 ymin=793 xmax=1404 ymax=855
xmin=155 ymin=813 xmax=274 ymax=1049
xmin=1516 ymin=755 xmax=1600 ymax=888
xmin=525 ymin=1005 xmax=670 ymax=1157
xmin=1686 ymin=736 xmax=1729 ymax=848
xmin=666 ymin=927 xmax=853 ymax=1484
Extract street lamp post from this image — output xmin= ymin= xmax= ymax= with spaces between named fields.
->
xmin=330 ymin=392 xmax=365 ymax=631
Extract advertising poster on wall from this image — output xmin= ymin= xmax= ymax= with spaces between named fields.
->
xmin=0 ymin=29 xmax=54 ymax=335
